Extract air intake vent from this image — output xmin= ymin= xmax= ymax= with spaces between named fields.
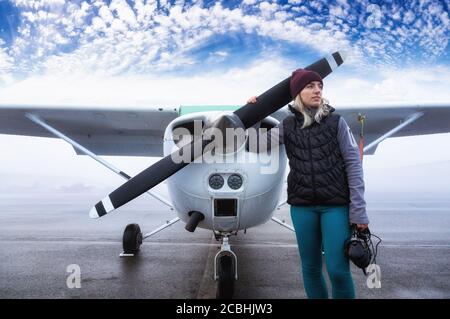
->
xmin=214 ymin=198 xmax=237 ymax=217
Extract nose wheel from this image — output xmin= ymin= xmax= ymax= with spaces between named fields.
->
xmin=122 ymin=223 xmax=143 ymax=256
xmin=214 ymin=235 xmax=237 ymax=299
xmin=217 ymin=255 xmax=235 ymax=299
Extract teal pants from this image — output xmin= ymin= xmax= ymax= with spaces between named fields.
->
xmin=290 ymin=205 xmax=355 ymax=299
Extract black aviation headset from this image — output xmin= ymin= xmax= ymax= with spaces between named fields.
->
xmin=344 ymin=225 xmax=382 ymax=275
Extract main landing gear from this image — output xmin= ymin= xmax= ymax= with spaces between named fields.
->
xmin=119 ymin=218 xmax=180 ymax=257
xmin=121 ymin=223 xmax=143 ymax=256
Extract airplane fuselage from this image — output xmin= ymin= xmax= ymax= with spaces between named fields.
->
xmin=164 ymin=112 xmax=287 ymax=232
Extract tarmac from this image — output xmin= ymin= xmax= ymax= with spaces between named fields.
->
xmin=0 ymin=191 xmax=449 ymax=299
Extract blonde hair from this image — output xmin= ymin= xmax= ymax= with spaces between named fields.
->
xmin=293 ymin=95 xmax=331 ymax=129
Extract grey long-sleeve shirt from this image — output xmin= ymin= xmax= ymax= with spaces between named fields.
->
xmin=258 ymin=117 xmax=369 ymax=224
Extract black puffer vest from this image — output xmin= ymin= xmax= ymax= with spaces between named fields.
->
xmin=283 ymin=105 xmax=350 ymax=206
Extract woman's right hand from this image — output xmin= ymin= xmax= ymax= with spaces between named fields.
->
xmin=247 ymin=96 xmax=258 ymax=104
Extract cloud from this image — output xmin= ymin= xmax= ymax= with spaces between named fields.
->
xmin=0 ymin=0 xmax=447 ymax=89
xmin=0 ymin=54 xmax=294 ymax=107
xmin=2 ymin=52 xmax=449 ymax=110
xmin=403 ymin=10 xmax=415 ymax=24
xmin=373 ymin=66 xmax=450 ymax=101
xmin=0 ymin=44 xmax=13 ymax=68
xmin=325 ymin=65 xmax=450 ymax=104
xmin=2 ymin=0 xmax=360 ymax=79
xmin=98 ymin=5 xmax=114 ymax=24
xmin=258 ymin=1 xmax=280 ymax=19
xmin=7 ymin=1 xmax=96 ymax=75
xmin=213 ymin=51 xmax=228 ymax=57
xmin=309 ymin=0 xmax=323 ymax=12
xmin=109 ymin=0 xmax=138 ymax=28
xmin=0 ymin=46 xmax=14 ymax=86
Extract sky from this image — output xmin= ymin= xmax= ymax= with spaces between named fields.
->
xmin=0 ymin=0 xmax=449 ymax=196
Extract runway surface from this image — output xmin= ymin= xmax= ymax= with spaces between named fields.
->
xmin=0 ymin=191 xmax=449 ymax=299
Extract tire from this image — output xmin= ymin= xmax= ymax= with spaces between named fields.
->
xmin=123 ymin=223 xmax=143 ymax=254
xmin=216 ymin=255 xmax=234 ymax=299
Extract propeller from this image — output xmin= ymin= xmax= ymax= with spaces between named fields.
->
xmin=89 ymin=51 xmax=346 ymax=218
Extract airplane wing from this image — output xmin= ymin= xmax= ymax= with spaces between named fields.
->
xmin=0 ymin=102 xmax=449 ymax=156
xmin=245 ymin=102 xmax=450 ymax=155
xmin=0 ymin=104 xmax=180 ymax=156
xmin=334 ymin=102 xmax=450 ymax=154
xmin=0 ymin=104 xmax=289 ymax=157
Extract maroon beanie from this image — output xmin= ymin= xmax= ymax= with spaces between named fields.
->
xmin=290 ymin=69 xmax=323 ymax=98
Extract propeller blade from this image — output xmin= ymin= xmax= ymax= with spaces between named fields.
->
xmin=89 ymin=51 xmax=346 ymax=218
xmin=89 ymin=138 xmax=211 ymax=218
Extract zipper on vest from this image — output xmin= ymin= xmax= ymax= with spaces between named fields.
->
xmin=307 ymin=129 xmax=317 ymax=201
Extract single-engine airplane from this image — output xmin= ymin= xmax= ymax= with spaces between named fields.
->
xmin=1 ymin=51 xmax=449 ymax=298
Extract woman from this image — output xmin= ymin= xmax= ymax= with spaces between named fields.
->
xmin=248 ymin=69 xmax=369 ymax=299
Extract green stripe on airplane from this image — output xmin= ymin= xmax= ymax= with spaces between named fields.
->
xmin=179 ymin=105 xmax=241 ymax=116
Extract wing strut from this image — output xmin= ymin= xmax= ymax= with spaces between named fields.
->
xmin=142 ymin=217 xmax=181 ymax=240
xmin=271 ymin=216 xmax=295 ymax=232
xmin=25 ymin=113 xmax=174 ymax=210
xmin=363 ymin=112 xmax=424 ymax=154
xmin=276 ymin=199 xmax=287 ymax=210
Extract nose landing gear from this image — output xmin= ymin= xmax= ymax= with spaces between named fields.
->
xmin=214 ymin=235 xmax=237 ymax=299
